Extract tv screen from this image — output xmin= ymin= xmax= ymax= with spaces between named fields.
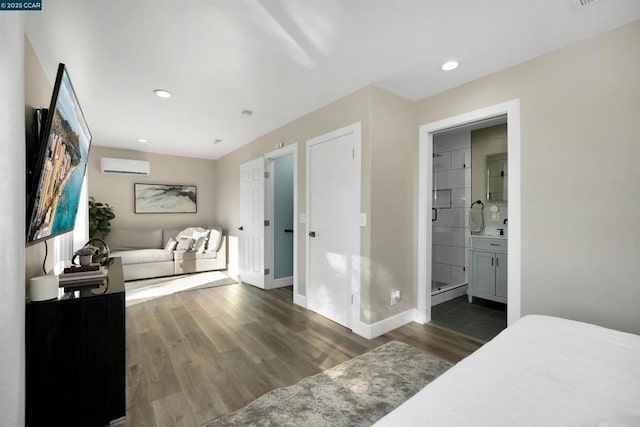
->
xmin=26 ymin=63 xmax=92 ymax=246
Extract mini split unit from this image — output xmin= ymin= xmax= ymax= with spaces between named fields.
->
xmin=100 ymin=157 xmax=150 ymax=176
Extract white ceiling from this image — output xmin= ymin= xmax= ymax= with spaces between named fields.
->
xmin=25 ymin=1 xmax=640 ymax=160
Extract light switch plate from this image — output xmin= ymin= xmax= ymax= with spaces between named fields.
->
xmin=300 ymin=213 xmax=306 ymax=223
xmin=360 ymin=213 xmax=367 ymax=227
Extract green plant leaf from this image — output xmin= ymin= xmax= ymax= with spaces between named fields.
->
xmin=88 ymin=197 xmax=116 ymax=238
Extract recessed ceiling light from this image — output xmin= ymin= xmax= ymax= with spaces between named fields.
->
xmin=441 ymin=61 xmax=459 ymax=71
xmin=213 ymin=138 xmax=223 ymax=144
xmin=137 ymin=138 xmax=148 ymax=143
xmin=153 ymin=89 xmax=172 ymax=98
xmin=241 ymin=109 xmax=253 ymax=117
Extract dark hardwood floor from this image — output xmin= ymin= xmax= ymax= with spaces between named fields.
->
xmin=124 ymin=282 xmax=482 ymax=427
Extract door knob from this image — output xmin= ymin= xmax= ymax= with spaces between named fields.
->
xmin=308 ymin=231 xmax=316 ymax=237
xmin=238 ymin=226 xmax=244 ymax=231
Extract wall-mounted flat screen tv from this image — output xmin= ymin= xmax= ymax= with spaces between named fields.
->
xmin=26 ymin=63 xmax=92 ymax=246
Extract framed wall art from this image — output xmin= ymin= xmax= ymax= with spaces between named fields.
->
xmin=134 ymin=183 xmax=197 ymax=214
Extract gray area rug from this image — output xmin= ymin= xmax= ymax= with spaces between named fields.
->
xmin=205 ymin=340 xmax=451 ymax=427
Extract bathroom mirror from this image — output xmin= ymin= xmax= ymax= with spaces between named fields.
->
xmin=486 ymin=153 xmax=507 ymax=202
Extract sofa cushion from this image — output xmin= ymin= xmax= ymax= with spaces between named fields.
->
xmin=107 ymin=228 xmax=164 ymax=251
xmin=207 ymin=227 xmax=223 ymax=251
xmin=173 ymin=250 xmax=217 ymax=260
xmin=111 ymin=249 xmax=173 ymax=265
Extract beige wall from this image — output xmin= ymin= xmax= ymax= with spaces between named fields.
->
xmin=87 ymin=146 xmax=217 ymax=231
xmin=416 ymin=21 xmax=640 ymax=334
xmin=367 ymin=87 xmax=416 ymax=322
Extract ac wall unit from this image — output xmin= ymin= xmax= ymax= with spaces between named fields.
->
xmin=100 ymin=157 xmax=150 ymax=176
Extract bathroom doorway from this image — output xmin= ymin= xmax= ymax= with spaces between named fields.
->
xmin=417 ymin=100 xmax=521 ymax=341
xmin=430 ymin=118 xmax=508 ymax=341
xmin=431 ymin=116 xmax=508 ymax=340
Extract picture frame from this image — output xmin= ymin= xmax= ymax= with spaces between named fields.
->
xmin=134 ymin=183 xmax=197 ymax=214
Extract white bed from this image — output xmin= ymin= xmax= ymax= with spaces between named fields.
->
xmin=375 ymin=315 xmax=640 ymax=427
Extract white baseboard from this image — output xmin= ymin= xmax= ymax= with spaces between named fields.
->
xmin=413 ymin=309 xmax=428 ymax=324
xmin=293 ymin=293 xmax=307 ymax=308
xmin=353 ymin=309 xmax=415 ymax=339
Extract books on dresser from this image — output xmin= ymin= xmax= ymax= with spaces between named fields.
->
xmin=58 ymin=265 xmax=108 ymax=286
xmin=63 ymin=264 xmax=100 ymax=274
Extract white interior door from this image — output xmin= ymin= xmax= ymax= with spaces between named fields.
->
xmin=307 ymin=124 xmax=360 ymax=328
xmin=239 ymin=157 xmax=265 ymax=288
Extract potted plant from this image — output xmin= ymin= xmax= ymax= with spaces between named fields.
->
xmin=88 ymin=197 xmax=115 ymax=239
xmin=74 ymin=245 xmax=98 ymax=266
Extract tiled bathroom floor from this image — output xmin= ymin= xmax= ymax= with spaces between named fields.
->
xmin=431 ymin=295 xmax=507 ymax=341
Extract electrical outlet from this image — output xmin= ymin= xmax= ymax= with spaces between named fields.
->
xmin=390 ymin=290 xmax=401 ymax=305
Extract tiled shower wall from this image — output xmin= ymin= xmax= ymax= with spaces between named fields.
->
xmin=432 ymin=131 xmax=471 ymax=292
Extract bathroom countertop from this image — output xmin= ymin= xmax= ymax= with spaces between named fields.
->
xmin=470 ymin=234 xmax=507 ymax=239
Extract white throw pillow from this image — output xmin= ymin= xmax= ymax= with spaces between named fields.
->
xmin=191 ymin=230 xmax=210 ymax=248
xmin=192 ymin=229 xmax=209 ymax=240
xmin=176 ymin=236 xmax=194 ymax=251
xmin=175 ymin=228 xmax=210 ymax=251
xmin=193 ymin=236 xmax=207 ymax=252
xmin=164 ymin=237 xmax=178 ymax=252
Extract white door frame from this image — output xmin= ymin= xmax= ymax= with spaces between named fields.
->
xmin=263 ymin=144 xmax=300 ymax=301
xmin=416 ymin=100 xmax=522 ymax=326
xmin=306 ymin=122 xmax=361 ymax=330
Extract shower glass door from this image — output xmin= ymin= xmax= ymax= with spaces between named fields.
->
xmin=432 ymin=133 xmax=471 ymax=302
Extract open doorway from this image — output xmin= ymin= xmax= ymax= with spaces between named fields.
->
xmin=416 ymin=100 xmax=521 ymax=333
xmin=238 ymin=144 xmax=300 ymax=302
xmin=263 ymin=144 xmax=301 ymax=299
xmin=429 ymin=118 xmax=508 ymax=340
xmin=267 ymin=153 xmax=294 ymax=288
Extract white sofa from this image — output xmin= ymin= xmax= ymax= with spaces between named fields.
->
xmin=106 ymin=226 xmax=226 ymax=281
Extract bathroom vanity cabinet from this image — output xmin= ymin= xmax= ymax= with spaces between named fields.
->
xmin=468 ymin=236 xmax=507 ymax=304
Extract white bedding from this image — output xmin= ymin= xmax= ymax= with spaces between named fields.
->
xmin=374 ymin=315 xmax=640 ymax=427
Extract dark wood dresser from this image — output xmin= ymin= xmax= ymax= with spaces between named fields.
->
xmin=25 ymin=257 xmax=126 ymax=426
